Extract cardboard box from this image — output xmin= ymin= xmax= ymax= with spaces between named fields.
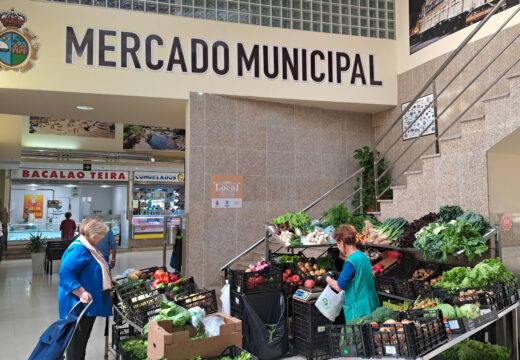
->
xmin=147 ymin=313 xmax=242 ymax=360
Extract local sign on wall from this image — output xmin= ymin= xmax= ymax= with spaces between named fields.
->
xmin=210 ymin=174 xmax=243 ymax=209
xmin=134 ymin=172 xmax=184 ymax=183
xmin=11 ymin=169 xmax=128 ymax=181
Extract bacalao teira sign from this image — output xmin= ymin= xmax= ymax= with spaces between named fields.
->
xmin=0 ymin=9 xmax=38 ymax=72
xmin=11 ymin=169 xmax=128 ymax=181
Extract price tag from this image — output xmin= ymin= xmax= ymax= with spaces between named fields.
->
xmin=237 ymin=286 xmax=241 ymax=292
xmin=317 ymin=326 xmax=326 ymax=333
xmin=385 ymin=289 xmax=390 ymax=294
xmin=511 ymin=295 xmax=516 ymax=304
xmin=235 ymin=298 xmax=240 ymax=305
xmin=480 ymin=308 xmax=491 ymax=315
xmin=385 ymin=346 xmax=397 ymax=355
xmin=448 ymin=320 xmax=460 ymax=330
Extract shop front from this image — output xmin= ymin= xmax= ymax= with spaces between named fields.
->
xmin=7 ymin=167 xmax=128 ymax=250
xmin=130 ymin=171 xmax=184 ymax=248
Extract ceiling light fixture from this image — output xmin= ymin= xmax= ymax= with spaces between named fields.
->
xmin=76 ymin=105 xmax=95 ymax=111
xmin=198 ymin=92 xmax=204 ymax=95
xmin=65 ymin=184 xmax=76 ymax=188
xmin=100 ymin=185 xmax=112 ymax=188
xmin=150 ymin=157 xmax=156 ymax=163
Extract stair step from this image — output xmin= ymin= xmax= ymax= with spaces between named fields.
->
xmin=460 ymin=115 xmax=485 ymax=123
xmin=439 ymin=134 xmax=461 ymax=142
xmin=482 ymin=92 xmax=509 ymax=102
xmin=377 ymin=199 xmax=393 ymax=203
xmin=421 ymin=153 xmax=441 ymax=160
xmin=506 ymin=72 xmax=520 ymax=80
xmin=367 ymin=211 xmax=381 ymax=215
xmin=390 ymin=185 xmax=406 ymax=190
xmin=403 ymin=170 xmax=422 ymax=176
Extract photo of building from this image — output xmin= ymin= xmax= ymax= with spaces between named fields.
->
xmin=29 ymin=117 xmax=116 ymax=138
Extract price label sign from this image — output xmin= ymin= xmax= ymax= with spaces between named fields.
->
xmin=385 ymin=346 xmax=397 ymax=355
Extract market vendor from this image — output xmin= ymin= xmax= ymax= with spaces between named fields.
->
xmin=325 ymin=224 xmax=380 ymax=323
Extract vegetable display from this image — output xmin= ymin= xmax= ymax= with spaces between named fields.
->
xmin=456 ymin=210 xmax=491 ymax=236
xmin=120 ymin=337 xmax=148 ymax=359
xmin=442 ymin=340 xmax=510 ymax=360
xmin=395 ymin=212 xmax=439 ymax=248
xmin=321 ymin=203 xmax=378 ymax=232
xmin=414 ymin=220 xmax=488 ymax=261
xmin=272 ymin=211 xmax=312 ymax=235
xmin=314 ymin=257 xmax=337 ymax=271
xmin=142 ymin=301 xmax=191 ymax=335
xmin=438 ymin=205 xmax=464 ymax=223
xmin=436 ymin=258 xmax=515 ymax=290
xmin=347 ymin=306 xmax=395 ymax=325
xmin=373 ymin=218 xmax=409 ymax=243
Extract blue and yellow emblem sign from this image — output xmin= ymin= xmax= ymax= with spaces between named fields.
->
xmin=0 ymin=9 xmax=38 ymax=72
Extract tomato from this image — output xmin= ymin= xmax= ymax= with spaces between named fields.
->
xmin=161 ymin=274 xmax=170 ymax=285
xmin=154 ymin=269 xmax=167 ymax=279
xmin=291 ymin=275 xmax=301 ymax=282
xmin=284 ymin=269 xmax=293 ymax=276
xmin=304 ymin=279 xmax=315 ymax=289
xmin=283 ymin=273 xmax=289 ymax=282
xmin=152 ymin=279 xmax=162 ymax=289
xmin=255 ymin=276 xmax=264 ymax=286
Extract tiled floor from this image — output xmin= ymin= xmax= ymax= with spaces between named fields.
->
xmin=0 ymin=250 xmax=167 ymax=360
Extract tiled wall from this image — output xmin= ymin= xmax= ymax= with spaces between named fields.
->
xmin=185 ymin=93 xmax=373 ymax=288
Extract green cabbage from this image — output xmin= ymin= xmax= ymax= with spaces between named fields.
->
xmin=432 ymin=304 xmax=456 ymax=319
xmin=456 ymin=304 xmax=480 ymax=320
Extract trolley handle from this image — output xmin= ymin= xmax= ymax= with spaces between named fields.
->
xmin=64 ymin=299 xmax=93 ymax=354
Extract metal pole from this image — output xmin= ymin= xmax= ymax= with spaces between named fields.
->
xmin=359 ymin=172 xmax=364 ymax=214
xmin=162 ymin=216 xmax=167 ymax=269
xmin=432 ymin=80 xmax=440 ymax=154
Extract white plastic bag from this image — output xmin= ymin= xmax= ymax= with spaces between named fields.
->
xmin=315 ymin=284 xmax=345 ymax=321
xmin=220 ymin=280 xmax=231 ymax=315
xmin=202 ymin=316 xmax=226 ymax=337
xmin=189 ymin=306 xmax=206 ymax=330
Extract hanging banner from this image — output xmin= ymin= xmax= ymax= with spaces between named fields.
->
xmin=23 ymin=194 xmax=44 ymax=219
xmin=11 ymin=168 xmax=128 ymax=181
xmin=210 ymin=175 xmax=243 ymax=209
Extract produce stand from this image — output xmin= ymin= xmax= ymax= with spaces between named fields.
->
xmin=265 ymin=224 xmax=336 ymax=259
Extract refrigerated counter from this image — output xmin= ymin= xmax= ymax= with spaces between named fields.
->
xmin=131 ymin=215 xmax=182 ymax=239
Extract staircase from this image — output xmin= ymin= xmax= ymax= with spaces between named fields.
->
xmin=372 ymin=1 xmax=520 ymax=221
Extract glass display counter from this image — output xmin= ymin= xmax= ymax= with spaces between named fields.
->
xmin=132 ymin=215 xmax=181 ymax=239
xmin=7 ymin=222 xmax=66 ymax=242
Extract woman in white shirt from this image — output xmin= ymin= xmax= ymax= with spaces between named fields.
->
xmin=24 ymin=208 xmax=36 ymax=223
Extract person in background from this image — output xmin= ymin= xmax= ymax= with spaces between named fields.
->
xmin=24 ymin=208 xmax=36 ymax=223
xmin=325 ymin=225 xmax=380 ymax=323
xmin=0 ymin=219 xmax=4 ymax=262
xmin=95 ymin=217 xmax=117 ymax=269
xmin=58 ymin=218 xmax=115 ymax=360
xmin=60 ymin=212 xmax=76 ymax=241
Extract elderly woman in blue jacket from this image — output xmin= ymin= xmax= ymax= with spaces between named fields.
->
xmin=58 ymin=218 xmax=114 ymax=360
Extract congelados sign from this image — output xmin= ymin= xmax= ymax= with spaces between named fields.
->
xmin=11 ymin=169 xmax=128 ymax=181
xmin=65 ymin=26 xmax=383 ymax=86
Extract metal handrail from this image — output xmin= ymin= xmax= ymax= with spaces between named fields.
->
xmin=376 ymin=24 xmax=520 ymax=189
xmin=378 ymin=47 xmax=520 ymax=199
xmin=372 ymin=0 xmax=508 ymax=200
xmin=219 ymin=167 xmax=365 ymax=271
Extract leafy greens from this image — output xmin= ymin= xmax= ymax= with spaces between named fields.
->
xmin=456 ymin=210 xmax=491 ymax=236
xmin=321 ymin=203 xmax=378 ymax=232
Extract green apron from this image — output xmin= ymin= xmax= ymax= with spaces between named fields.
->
xmin=342 ymin=250 xmax=380 ymax=323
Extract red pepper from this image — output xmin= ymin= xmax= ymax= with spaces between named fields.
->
xmin=152 ymin=279 xmax=162 ymax=289
xmin=154 ymin=269 xmax=167 ymax=280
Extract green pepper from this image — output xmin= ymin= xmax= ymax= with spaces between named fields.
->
xmin=156 ymin=283 xmax=166 ymax=289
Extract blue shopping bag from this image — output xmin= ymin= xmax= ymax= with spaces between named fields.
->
xmin=28 ymin=301 xmax=92 ymax=360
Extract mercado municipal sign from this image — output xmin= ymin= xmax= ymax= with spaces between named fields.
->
xmin=65 ymin=26 xmax=383 ymax=86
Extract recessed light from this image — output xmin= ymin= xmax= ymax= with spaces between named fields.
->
xmin=101 ymin=185 xmax=111 ymax=188
xmin=198 ymin=92 xmax=204 ymax=95
xmin=76 ymin=105 xmax=95 ymax=111
xmin=150 ymin=157 xmax=156 ymax=163
xmin=28 ymin=184 xmax=38 ymax=187
xmin=65 ymin=184 xmax=76 ymax=187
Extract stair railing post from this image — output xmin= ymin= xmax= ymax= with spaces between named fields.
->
xmin=432 ymin=80 xmax=440 ymax=154
xmin=373 ymin=151 xmax=379 ymax=210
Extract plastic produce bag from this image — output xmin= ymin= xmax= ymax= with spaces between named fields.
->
xmin=241 ymin=291 xmax=289 ymax=360
xmin=202 ymin=316 xmax=225 ymax=337
xmin=189 ymin=306 xmax=206 ymax=330
xmin=315 ymin=284 xmax=345 ymax=321
xmin=220 ymin=280 xmax=231 ymax=315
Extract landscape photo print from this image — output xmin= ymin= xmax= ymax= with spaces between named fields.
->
xmin=29 ymin=117 xmax=115 ymax=138
xmin=409 ymin=0 xmax=519 ymax=54
xmin=123 ymin=125 xmax=185 ymax=151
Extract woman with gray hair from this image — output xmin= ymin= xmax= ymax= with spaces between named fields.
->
xmin=58 ymin=218 xmax=115 ymax=359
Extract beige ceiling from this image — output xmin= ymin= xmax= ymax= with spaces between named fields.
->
xmin=0 ymin=89 xmax=187 ymax=129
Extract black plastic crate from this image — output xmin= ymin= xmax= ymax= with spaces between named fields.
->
xmin=294 ymin=336 xmax=330 ymax=360
xmin=112 ymin=325 xmax=146 ymax=360
xmin=229 ymin=266 xmax=283 ymax=294
xmin=137 ymin=266 xmax=167 ymax=275
xmin=434 ymin=286 xmax=508 ymax=312
xmin=205 ymin=345 xmax=258 ymax=360
xmin=375 ymin=258 xmax=418 ymax=300
xmin=126 ymin=292 xmax=166 ymax=328
xmin=327 ymin=324 xmax=371 ymax=358
xmin=164 ymin=279 xmax=196 ymax=301
xmin=498 ymin=275 xmax=519 ymax=307
xmin=174 ymin=289 xmax=218 ymax=314
xmin=292 ymin=298 xmax=332 ymax=343
xmin=115 ymin=280 xmax=152 ymax=302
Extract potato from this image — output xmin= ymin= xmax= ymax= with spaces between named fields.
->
xmin=305 ymin=263 xmax=313 ymax=271
xmin=313 ymin=264 xmax=319 ymax=270
xmin=310 ymin=271 xmax=315 ymax=276
xmin=384 ymin=319 xmax=397 ymax=324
